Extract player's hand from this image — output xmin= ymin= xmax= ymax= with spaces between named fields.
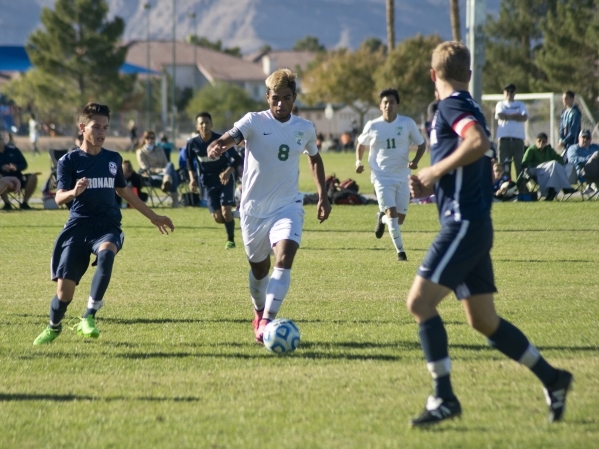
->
xmin=189 ymin=178 xmax=198 ymax=192
xmin=208 ymin=142 xmax=227 ymax=159
xmin=414 ymin=166 xmax=440 ymax=189
xmin=151 ymin=215 xmax=175 ymax=235
xmin=73 ymin=177 xmax=90 ymax=197
xmin=219 ymin=168 xmax=233 ymax=185
xmin=409 ymin=174 xmax=434 ymax=199
xmin=408 ymin=161 xmax=418 ymax=170
xmin=317 ymin=196 xmax=332 ymax=223
xmin=355 ymin=163 xmax=364 ymax=174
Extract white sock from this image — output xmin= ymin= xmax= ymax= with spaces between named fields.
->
xmin=249 ymin=270 xmax=268 ymax=311
xmin=264 ymin=267 xmax=291 ymax=320
xmin=381 ymin=214 xmax=389 ymax=226
xmin=388 ymin=217 xmax=404 ymax=252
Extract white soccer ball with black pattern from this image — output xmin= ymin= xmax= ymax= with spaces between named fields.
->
xmin=263 ymin=318 xmax=300 ymax=354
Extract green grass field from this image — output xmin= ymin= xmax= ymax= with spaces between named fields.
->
xmin=1 ymin=152 xmax=598 ymax=448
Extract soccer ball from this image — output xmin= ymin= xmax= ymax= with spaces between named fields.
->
xmin=263 ymin=318 xmax=300 ymax=354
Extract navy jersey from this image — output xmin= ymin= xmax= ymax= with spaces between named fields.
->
xmin=57 ymin=148 xmax=127 ymax=224
xmin=430 ymin=91 xmax=494 ymax=223
xmin=0 ymin=144 xmax=28 ymax=174
xmin=185 ymin=132 xmax=241 ymax=185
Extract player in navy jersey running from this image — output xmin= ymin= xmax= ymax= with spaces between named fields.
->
xmin=33 ymin=103 xmax=174 ymax=345
xmin=186 ymin=111 xmax=242 ymax=249
xmin=406 ymin=42 xmax=572 ymax=426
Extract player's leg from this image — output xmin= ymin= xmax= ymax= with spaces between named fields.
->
xmin=462 ymin=291 xmax=573 ymax=422
xmin=373 ymin=179 xmax=386 ymax=238
xmin=384 ymin=187 xmax=408 ymax=261
xmin=220 ymin=178 xmax=236 ymax=249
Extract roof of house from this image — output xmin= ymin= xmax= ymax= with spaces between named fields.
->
xmin=126 ymin=40 xmax=266 ymax=82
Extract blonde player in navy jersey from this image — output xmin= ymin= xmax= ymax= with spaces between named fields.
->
xmin=355 ymin=88 xmax=426 ymax=261
xmin=208 ymin=69 xmax=332 ymax=344
xmin=406 ymin=41 xmax=572 ymax=426
xmin=34 ymin=103 xmax=174 ymax=345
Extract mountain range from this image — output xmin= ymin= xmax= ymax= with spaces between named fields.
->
xmin=0 ymin=0 xmax=500 ymax=53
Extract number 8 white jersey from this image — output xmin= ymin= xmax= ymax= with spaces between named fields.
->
xmin=357 ymin=115 xmax=424 ymax=183
xmin=234 ymin=110 xmax=319 ymax=218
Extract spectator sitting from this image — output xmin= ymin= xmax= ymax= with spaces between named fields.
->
xmin=0 ymin=132 xmax=38 ymax=210
xmin=157 ymin=133 xmax=175 ymax=162
xmin=492 ymin=162 xmax=516 ymax=201
xmin=566 ymin=129 xmax=599 ymax=178
xmin=116 ymin=160 xmax=148 ymax=206
xmin=136 ymin=129 xmax=179 ymax=207
xmin=520 ymin=132 xmax=571 ymax=201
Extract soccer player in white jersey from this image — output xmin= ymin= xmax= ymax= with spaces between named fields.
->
xmin=355 ymin=88 xmax=426 ymax=261
xmin=208 ymin=68 xmax=332 ymax=344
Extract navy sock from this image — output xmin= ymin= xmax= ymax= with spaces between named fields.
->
xmin=419 ymin=315 xmax=455 ymax=399
xmin=224 ymin=219 xmax=235 ymax=242
xmin=488 ymin=318 xmax=558 ymax=387
xmin=85 ymin=250 xmax=115 ymax=317
xmin=49 ymin=295 xmax=70 ymax=328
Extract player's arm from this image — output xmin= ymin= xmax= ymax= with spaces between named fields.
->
xmin=307 ymin=152 xmax=332 ymax=223
xmin=55 ymin=178 xmax=91 ymax=205
xmin=207 ymin=133 xmax=238 ymax=159
xmin=409 ymin=143 xmax=427 ymax=169
xmin=355 ymin=143 xmax=368 ymax=174
xmin=185 ymin=142 xmax=198 ymax=191
xmin=116 ymin=187 xmax=174 ymax=235
xmin=417 ymin=124 xmax=490 ymax=189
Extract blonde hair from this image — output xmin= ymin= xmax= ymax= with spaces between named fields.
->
xmin=431 ymin=41 xmax=471 ymax=83
xmin=265 ymin=68 xmax=297 ymax=94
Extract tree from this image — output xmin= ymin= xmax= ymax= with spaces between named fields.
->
xmin=449 ymin=0 xmax=461 ymax=41
xmin=188 ymin=36 xmax=241 ymax=58
xmin=26 ymin=0 xmax=132 ymax=105
xmin=302 ymin=47 xmax=385 ymax=129
xmin=186 ymin=83 xmax=266 ymax=131
xmin=292 ymin=36 xmax=326 ymax=53
xmin=361 ymin=37 xmax=387 ymax=54
xmin=374 ymin=34 xmax=443 ymax=117
xmin=535 ymin=0 xmax=599 ymax=103
xmin=386 ymin=0 xmax=395 ymax=51
xmin=483 ymin=0 xmax=556 ymax=94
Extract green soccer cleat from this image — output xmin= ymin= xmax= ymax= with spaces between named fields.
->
xmin=76 ymin=316 xmax=100 ymax=339
xmin=225 ymin=241 xmax=236 ymax=249
xmin=33 ymin=326 xmax=62 ymax=345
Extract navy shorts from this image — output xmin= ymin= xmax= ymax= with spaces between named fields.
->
xmin=204 ymin=175 xmax=235 ymax=213
xmin=51 ymin=219 xmax=124 ymax=284
xmin=417 ymin=219 xmax=497 ymax=299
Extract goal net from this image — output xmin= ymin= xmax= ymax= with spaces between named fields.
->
xmin=480 ymin=93 xmax=597 ymax=149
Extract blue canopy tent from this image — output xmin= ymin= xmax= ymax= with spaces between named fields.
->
xmin=0 ymin=46 xmax=159 ymax=75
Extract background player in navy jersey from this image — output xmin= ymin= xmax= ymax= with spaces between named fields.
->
xmin=186 ymin=111 xmax=242 ymax=249
xmin=34 ymin=103 xmax=174 ymax=345
xmin=406 ymin=42 xmax=572 ymax=426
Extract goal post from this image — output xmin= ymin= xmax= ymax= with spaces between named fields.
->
xmin=480 ymin=93 xmax=597 ymax=149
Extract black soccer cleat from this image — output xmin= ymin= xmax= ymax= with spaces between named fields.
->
xmin=543 ymin=369 xmax=573 ymax=423
xmin=397 ymin=251 xmax=407 ymax=261
xmin=374 ymin=212 xmax=385 ymax=238
xmin=410 ymin=396 xmax=462 ymax=427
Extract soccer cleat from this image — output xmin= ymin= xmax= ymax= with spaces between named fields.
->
xmin=33 ymin=326 xmax=62 ymax=345
xmin=374 ymin=212 xmax=385 ymax=238
xmin=225 ymin=241 xmax=236 ymax=249
xmin=410 ymin=396 xmax=462 ymax=427
xmin=543 ymin=369 xmax=573 ymax=423
xmin=76 ymin=315 xmax=100 ymax=339
xmin=397 ymin=251 xmax=408 ymax=261
xmin=252 ymin=308 xmax=264 ymax=332
xmin=255 ymin=318 xmax=272 ymax=344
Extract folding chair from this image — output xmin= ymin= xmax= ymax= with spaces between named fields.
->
xmin=138 ymin=168 xmax=171 ymax=207
xmin=177 ymin=168 xmax=200 ymax=207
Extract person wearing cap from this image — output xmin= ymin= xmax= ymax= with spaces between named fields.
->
xmin=495 ymin=83 xmax=528 ymax=183
xmin=520 ymin=132 xmax=571 ymax=201
xmin=558 ymin=91 xmax=582 ymax=150
xmin=566 ymin=129 xmax=599 ymax=177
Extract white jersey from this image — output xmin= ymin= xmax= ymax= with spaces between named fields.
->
xmin=234 ymin=110 xmax=318 ymax=218
xmin=357 ymin=115 xmax=424 ymax=183
xmin=495 ymin=100 xmax=528 ymax=139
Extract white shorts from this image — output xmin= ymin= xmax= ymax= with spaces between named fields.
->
xmin=241 ymin=207 xmax=304 ymax=263
xmin=373 ymin=178 xmax=410 ymax=214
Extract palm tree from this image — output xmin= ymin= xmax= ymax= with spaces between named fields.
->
xmin=450 ymin=0 xmax=461 ymax=41
xmin=386 ymin=0 xmax=395 ymax=51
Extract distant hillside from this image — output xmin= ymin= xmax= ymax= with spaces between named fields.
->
xmin=0 ymin=0 xmax=500 ymax=53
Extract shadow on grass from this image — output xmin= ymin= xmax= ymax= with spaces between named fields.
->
xmin=0 ymin=393 xmax=199 ymax=402
xmin=495 ymin=259 xmax=590 ymax=263
xmin=101 ymin=317 xmax=249 ymax=325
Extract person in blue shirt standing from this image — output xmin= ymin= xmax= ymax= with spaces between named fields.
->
xmin=407 ymin=41 xmax=572 ymax=426
xmin=558 ymin=91 xmax=582 ymax=152
xmin=33 ymin=103 xmax=174 ymax=345
xmin=186 ymin=112 xmax=242 ymax=249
